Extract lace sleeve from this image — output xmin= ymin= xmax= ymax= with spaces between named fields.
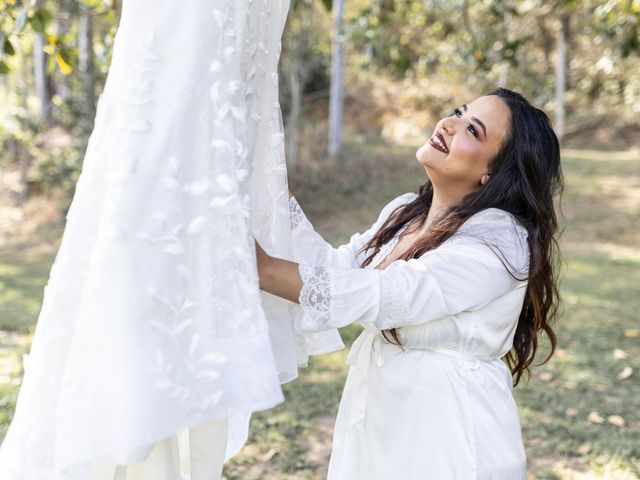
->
xmin=297 ymin=264 xmax=332 ymax=331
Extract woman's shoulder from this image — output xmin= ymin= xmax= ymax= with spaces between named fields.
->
xmin=453 ymin=208 xmax=530 ymax=275
xmin=381 ymin=191 xmax=419 ymax=213
xmin=386 ymin=191 xmax=419 ymax=206
xmin=374 ymin=192 xmax=418 ymax=224
xmin=460 ymin=207 xmax=528 ymax=238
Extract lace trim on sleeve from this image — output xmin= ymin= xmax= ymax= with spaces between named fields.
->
xmin=289 ymin=196 xmax=305 ymax=230
xmin=297 ymin=264 xmax=332 ymax=331
xmin=378 ymin=264 xmax=411 ymax=327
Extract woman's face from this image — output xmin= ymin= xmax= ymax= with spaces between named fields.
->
xmin=416 ymin=95 xmax=511 ymax=197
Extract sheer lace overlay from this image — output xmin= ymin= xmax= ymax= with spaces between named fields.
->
xmin=0 ymin=1 xmax=345 ymax=479
xmin=289 ymin=196 xmax=306 ymax=230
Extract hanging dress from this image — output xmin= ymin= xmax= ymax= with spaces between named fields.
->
xmin=289 ymin=191 xmax=530 ymax=480
xmin=0 ymin=1 xmax=342 ymax=479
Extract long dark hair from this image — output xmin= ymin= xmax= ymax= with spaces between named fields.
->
xmin=358 ymin=88 xmax=563 ymax=386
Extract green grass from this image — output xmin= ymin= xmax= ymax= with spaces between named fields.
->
xmin=1 ymin=144 xmax=638 ymax=479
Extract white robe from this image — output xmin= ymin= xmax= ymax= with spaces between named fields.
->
xmin=289 ymin=192 xmax=529 ymax=480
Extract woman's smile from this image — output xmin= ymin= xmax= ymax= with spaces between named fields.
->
xmin=428 ymin=130 xmax=449 ymax=154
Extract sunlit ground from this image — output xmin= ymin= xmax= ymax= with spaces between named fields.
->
xmin=0 ymin=144 xmax=638 ymax=479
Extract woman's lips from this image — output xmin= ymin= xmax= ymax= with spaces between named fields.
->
xmin=428 ymin=131 xmax=449 ymax=154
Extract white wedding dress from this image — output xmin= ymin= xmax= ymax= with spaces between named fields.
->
xmin=0 ymin=1 xmax=342 ymax=479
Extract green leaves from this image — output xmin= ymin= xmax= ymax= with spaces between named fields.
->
xmin=56 ymin=48 xmax=74 ymax=75
xmin=0 ymin=22 xmax=16 ymax=76
xmin=29 ymin=8 xmax=52 ymax=34
xmin=594 ymin=0 xmax=640 ymax=58
xmin=77 ymin=0 xmax=104 ymax=7
xmin=320 ymin=0 xmax=332 ymax=11
xmin=0 ymin=4 xmax=84 ymax=76
xmin=3 ymin=35 xmax=15 ymax=56
xmin=43 ymin=33 xmax=76 ymax=75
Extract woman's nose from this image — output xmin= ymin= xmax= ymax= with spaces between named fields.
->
xmin=440 ymin=118 xmax=454 ymax=136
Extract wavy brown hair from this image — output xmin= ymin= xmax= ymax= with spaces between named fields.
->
xmin=357 ymin=88 xmax=563 ymax=386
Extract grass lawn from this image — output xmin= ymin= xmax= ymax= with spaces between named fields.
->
xmin=0 ymin=143 xmax=638 ymax=479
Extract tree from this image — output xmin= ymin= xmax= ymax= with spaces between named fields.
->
xmin=328 ymin=0 xmax=345 ymax=160
xmin=555 ymin=14 xmax=569 ymax=143
xmin=77 ymin=5 xmax=96 ymax=123
xmin=33 ymin=0 xmax=52 ymax=120
xmin=280 ymin=0 xmax=331 ymax=166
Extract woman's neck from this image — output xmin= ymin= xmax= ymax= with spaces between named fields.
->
xmin=425 ymin=188 xmax=465 ymax=229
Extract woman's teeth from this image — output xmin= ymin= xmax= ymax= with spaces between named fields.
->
xmin=428 ymin=135 xmax=449 ymax=154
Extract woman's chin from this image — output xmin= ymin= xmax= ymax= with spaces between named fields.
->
xmin=416 ymin=149 xmax=437 ymax=169
xmin=415 ymin=145 xmax=431 ymax=165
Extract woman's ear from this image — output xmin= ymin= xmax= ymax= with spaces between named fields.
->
xmin=480 ymin=173 xmax=491 ymax=185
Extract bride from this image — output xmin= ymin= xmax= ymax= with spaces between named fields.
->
xmin=256 ymin=87 xmax=562 ymax=479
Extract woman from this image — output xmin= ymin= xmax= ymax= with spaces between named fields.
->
xmin=255 ymin=87 xmax=562 ymax=479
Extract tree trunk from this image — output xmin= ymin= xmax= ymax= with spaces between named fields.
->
xmin=498 ymin=62 xmax=510 ymax=88
xmin=33 ymin=32 xmax=51 ymax=120
xmin=555 ymin=15 xmax=569 ymax=144
xmin=287 ymin=59 xmax=302 ymax=167
xmin=16 ymin=140 xmax=32 ymax=206
xmin=13 ymin=35 xmax=30 ymax=204
xmin=78 ymin=8 xmax=96 ymax=124
xmin=498 ymin=11 xmax=512 ymax=87
xmin=55 ymin=2 xmax=72 ymax=101
xmin=537 ymin=16 xmax=553 ymax=65
xmin=328 ymin=0 xmax=345 ymax=161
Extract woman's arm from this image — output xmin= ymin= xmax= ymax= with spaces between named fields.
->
xmin=256 ymin=239 xmax=301 ymax=303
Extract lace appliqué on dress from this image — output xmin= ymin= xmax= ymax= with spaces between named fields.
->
xmin=297 ymin=264 xmax=332 ymax=331
xmin=289 ymin=196 xmax=305 ymax=230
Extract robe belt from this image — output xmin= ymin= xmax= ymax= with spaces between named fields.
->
xmin=345 ymin=324 xmax=484 ymax=432
xmin=178 ymin=429 xmax=192 ymax=478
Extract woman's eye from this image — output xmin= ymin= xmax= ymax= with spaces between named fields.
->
xmin=452 ymin=107 xmax=478 ymax=139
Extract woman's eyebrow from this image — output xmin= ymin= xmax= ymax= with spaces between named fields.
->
xmin=462 ymin=104 xmax=487 ymax=138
